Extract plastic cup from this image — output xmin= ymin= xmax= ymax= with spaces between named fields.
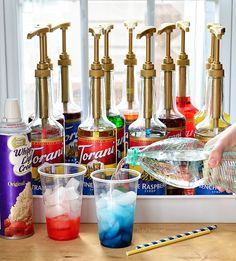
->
xmin=91 ymin=168 xmax=141 ymax=248
xmin=38 ymin=163 xmax=86 ymax=240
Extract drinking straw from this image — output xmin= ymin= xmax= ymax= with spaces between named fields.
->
xmin=126 ymin=225 xmax=217 ymax=256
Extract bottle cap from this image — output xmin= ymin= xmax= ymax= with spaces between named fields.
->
xmin=126 ymin=148 xmax=140 ymax=166
xmin=4 ymin=98 xmax=22 ymax=123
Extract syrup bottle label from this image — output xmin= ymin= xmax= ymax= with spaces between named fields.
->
xmin=117 ymin=126 xmax=125 ymax=162
xmin=185 ymin=118 xmax=195 ymax=138
xmin=124 ymin=113 xmax=139 ymax=154
xmin=167 ymin=127 xmax=186 ymax=138
xmin=129 ymin=136 xmax=166 ymax=195
xmin=78 ymin=136 xmax=116 ymax=195
xmin=65 ymin=117 xmax=81 ymax=163
xmin=31 ymin=138 xmax=64 ymax=196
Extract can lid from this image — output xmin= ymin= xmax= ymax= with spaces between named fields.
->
xmin=4 ymin=98 xmax=22 ymax=123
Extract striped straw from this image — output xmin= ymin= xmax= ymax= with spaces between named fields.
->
xmin=136 ymin=225 xmax=217 ymax=249
xmin=126 ymin=225 xmax=217 ymax=256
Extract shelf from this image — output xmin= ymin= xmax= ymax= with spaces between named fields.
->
xmin=33 ymin=195 xmax=236 ymax=224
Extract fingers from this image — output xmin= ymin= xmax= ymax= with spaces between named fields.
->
xmin=208 ymin=142 xmax=224 ymax=168
xmin=215 ymin=186 xmax=226 ymax=192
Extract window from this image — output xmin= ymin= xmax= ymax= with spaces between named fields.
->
xmin=0 ymin=0 xmax=235 ymax=122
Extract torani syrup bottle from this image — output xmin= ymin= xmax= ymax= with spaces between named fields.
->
xmin=78 ymin=26 xmax=117 ymax=195
xmin=28 ymin=24 xmax=65 ymax=127
xmin=157 ymin=23 xmax=186 ymax=195
xmin=101 ymin=24 xmax=125 ymax=163
xmin=51 ymin=22 xmax=81 ymax=163
xmin=176 ymin=21 xmax=198 ymax=138
xmin=27 ymin=26 xmax=64 ymax=196
xmin=194 ymin=23 xmax=230 ymax=125
xmin=175 ymin=21 xmax=198 ymax=195
xmin=195 ymin=25 xmax=231 ymax=195
xmin=117 ymin=21 xmax=140 ymax=154
xmin=128 ymin=27 xmax=167 ymax=195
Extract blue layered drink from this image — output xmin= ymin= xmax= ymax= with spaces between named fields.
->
xmin=91 ymin=168 xmax=140 ymax=248
xmin=96 ymin=190 xmax=136 ymax=248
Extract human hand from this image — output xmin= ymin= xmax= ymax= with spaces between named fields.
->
xmin=206 ymin=124 xmax=236 ymax=192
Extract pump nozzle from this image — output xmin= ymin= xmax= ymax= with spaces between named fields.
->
xmin=137 ymin=26 xmax=156 ymax=129
xmin=176 ymin=21 xmax=190 ymax=97
xmin=124 ymin=20 xmax=138 ymax=110
xmin=157 ymin=23 xmax=176 ymax=114
xmin=51 ymin=22 xmax=71 ymax=107
xmin=101 ymin=24 xmax=114 ymax=113
xmin=206 ymin=23 xmax=220 ymax=70
xmin=27 ymin=26 xmax=50 ymax=121
xmin=208 ymin=25 xmax=225 ymax=129
xmin=89 ymin=26 xmax=104 ymax=124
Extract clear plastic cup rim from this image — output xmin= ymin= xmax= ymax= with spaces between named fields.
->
xmin=90 ymin=168 xmax=141 ymax=184
xmin=38 ymin=163 xmax=87 ymax=178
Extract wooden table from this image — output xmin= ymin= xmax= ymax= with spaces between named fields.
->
xmin=1 ymin=223 xmax=236 ymax=261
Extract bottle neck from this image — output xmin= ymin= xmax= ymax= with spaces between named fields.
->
xmin=104 ymin=69 xmax=119 ymax=115
xmin=158 ymin=70 xmax=180 ymax=116
xmin=34 ymin=76 xmax=53 ymax=122
xmin=139 ymin=76 xmax=156 ymax=127
xmin=119 ymin=65 xmax=139 ymax=112
xmin=177 ymin=64 xmax=190 ymax=98
xmin=56 ymin=65 xmax=76 ymax=113
xmin=205 ymin=76 xmax=226 ymax=128
xmin=87 ymin=75 xmax=108 ymax=126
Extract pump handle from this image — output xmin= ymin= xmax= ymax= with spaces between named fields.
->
xmin=136 ymin=26 xmax=156 ymax=39
xmin=124 ymin=20 xmax=138 ymax=30
xmin=176 ymin=21 xmax=190 ymax=32
xmin=210 ymin=25 xmax=225 ymax=40
xmin=157 ymin=23 xmax=176 ymax=35
xmin=27 ymin=26 xmax=49 ymax=39
xmin=207 ymin=22 xmax=220 ymax=30
xmin=50 ymin=22 xmax=70 ymax=32
xmin=102 ymin=24 xmax=114 ymax=34
xmin=89 ymin=26 xmax=104 ymax=37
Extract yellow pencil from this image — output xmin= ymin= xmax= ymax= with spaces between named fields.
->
xmin=126 ymin=225 xmax=217 ymax=256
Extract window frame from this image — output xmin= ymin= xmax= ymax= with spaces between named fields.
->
xmin=0 ymin=0 xmax=235 ymax=121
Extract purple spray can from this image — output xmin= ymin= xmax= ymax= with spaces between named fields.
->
xmin=0 ymin=99 xmax=34 ymax=239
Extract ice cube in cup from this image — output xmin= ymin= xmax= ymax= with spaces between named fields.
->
xmin=38 ymin=163 xmax=86 ymax=240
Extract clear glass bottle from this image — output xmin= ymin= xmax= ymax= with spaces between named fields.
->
xmin=157 ymin=23 xmax=186 ymax=195
xmin=128 ymin=27 xmax=167 ymax=195
xmin=102 ymin=24 xmax=125 ymax=163
xmin=27 ymin=26 xmax=64 ymax=196
xmin=51 ymin=23 xmax=81 ymax=163
xmin=176 ymin=21 xmax=198 ymax=139
xmin=195 ymin=25 xmax=231 ymax=195
xmin=116 ymin=21 xmax=140 ymax=154
xmin=125 ymin=137 xmax=236 ymax=193
xmin=78 ymin=26 xmax=117 ymax=196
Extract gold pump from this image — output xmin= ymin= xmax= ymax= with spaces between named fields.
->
xmin=124 ymin=20 xmax=138 ymax=110
xmin=176 ymin=21 xmax=190 ymax=97
xmin=50 ymin=22 xmax=71 ymax=110
xmin=206 ymin=23 xmax=220 ymax=70
xmin=101 ymin=24 xmax=114 ymax=113
xmin=45 ymin=24 xmax=53 ymax=70
xmin=208 ymin=25 xmax=225 ymax=129
xmin=27 ymin=26 xmax=50 ymax=123
xmin=89 ymin=26 xmax=104 ymax=126
xmin=137 ymin=26 xmax=156 ymax=129
xmin=157 ymin=23 xmax=176 ymax=115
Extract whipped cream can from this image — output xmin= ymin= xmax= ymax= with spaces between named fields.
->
xmin=0 ymin=99 xmax=34 ymax=239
